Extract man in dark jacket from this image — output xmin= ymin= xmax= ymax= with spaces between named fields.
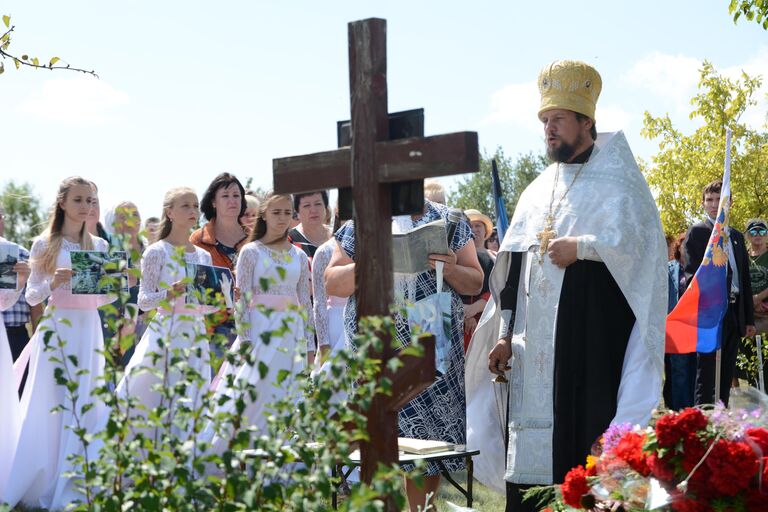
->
xmin=683 ymin=180 xmax=755 ymax=406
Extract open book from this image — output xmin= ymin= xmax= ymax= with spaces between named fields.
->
xmin=70 ymin=250 xmax=128 ymax=294
xmin=398 ymin=437 xmax=455 ymax=455
xmin=0 ymin=242 xmax=19 ymax=290
xmin=392 ymin=220 xmax=449 ymax=274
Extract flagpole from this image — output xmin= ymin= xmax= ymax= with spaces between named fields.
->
xmin=715 ymin=349 xmax=722 ymax=404
xmin=757 ymin=334 xmax=765 ymax=393
xmin=716 ymin=128 xmax=733 ymax=406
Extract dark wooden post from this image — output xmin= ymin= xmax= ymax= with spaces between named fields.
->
xmin=272 ymin=18 xmax=479 ymax=508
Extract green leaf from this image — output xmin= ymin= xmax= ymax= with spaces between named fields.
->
xmin=31 ymin=57 xmax=39 ymax=66
xmin=49 ymin=56 xmax=60 ymax=66
xmin=2 ymin=15 xmax=9 ymax=28
xmin=21 ymin=54 xmax=27 ymax=60
xmin=0 ymin=62 xmax=4 ymax=75
xmin=13 ymin=58 xmax=19 ymax=69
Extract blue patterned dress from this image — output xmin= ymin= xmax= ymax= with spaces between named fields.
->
xmin=336 ymin=200 xmax=471 ymax=475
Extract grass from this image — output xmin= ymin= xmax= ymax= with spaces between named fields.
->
xmin=436 ymin=472 xmax=504 ymax=511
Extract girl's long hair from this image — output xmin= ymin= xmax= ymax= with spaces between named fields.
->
xmin=248 ymin=192 xmax=293 ymax=244
xmin=158 ymin=187 xmax=197 ymax=241
xmin=35 ymin=176 xmax=95 ymax=275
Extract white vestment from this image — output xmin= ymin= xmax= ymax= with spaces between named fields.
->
xmin=465 ymin=132 xmax=667 ymax=491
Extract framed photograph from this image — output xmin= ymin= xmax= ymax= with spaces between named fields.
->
xmin=70 ymin=250 xmax=128 ymax=295
xmin=0 ymin=242 xmax=20 ymax=290
xmin=185 ymin=262 xmax=234 ymax=308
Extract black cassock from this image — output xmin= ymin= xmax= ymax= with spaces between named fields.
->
xmin=502 ymin=255 xmax=635 ymax=512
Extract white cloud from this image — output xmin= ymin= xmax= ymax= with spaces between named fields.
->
xmin=480 ymin=80 xmax=540 ymax=133
xmin=596 ymin=104 xmax=633 ymax=132
xmin=722 ymin=46 xmax=768 ymax=130
xmin=622 ymin=52 xmax=701 ymax=106
xmin=17 ymin=76 xmax=129 ymax=125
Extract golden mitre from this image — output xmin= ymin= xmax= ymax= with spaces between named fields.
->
xmin=538 ymin=60 xmax=602 ymax=120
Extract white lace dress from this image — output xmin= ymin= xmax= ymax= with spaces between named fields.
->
xmin=116 ymin=241 xmax=213 ymax=438
xmin=312 ymin=239 xmax=347 ymax=354
xmin=205 ymin=241 xmax=312 ymax=443
xmin=0 ymin=287 xmax=23 ymax=497
xmin=3 ymin=237 xmax=113 ymax=510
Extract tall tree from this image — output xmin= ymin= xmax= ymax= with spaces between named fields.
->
xmin=641 ymin=61 xmax=767 ymax=236
xmin=448 ymin=148 xmax=546 ymax=221
xmin=1 ymin=181 xmax=44 ymax=246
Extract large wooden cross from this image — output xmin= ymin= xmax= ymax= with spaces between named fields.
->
xmin=273 ymin=17 xmax=478 ymax=505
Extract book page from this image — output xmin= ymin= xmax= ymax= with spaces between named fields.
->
xmin=392 ymin=220 xmax=449 ymax=274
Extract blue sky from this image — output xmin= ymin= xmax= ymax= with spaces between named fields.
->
xmin=1 ymin=1 xmax=766 ymax=222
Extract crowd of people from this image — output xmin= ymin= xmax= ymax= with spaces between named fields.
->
xmin=0 ymin=58 xmax=767 ymax=512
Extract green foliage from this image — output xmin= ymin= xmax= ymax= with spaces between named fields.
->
xmin=737 ymin=334 xmax=768 ymax=385
xmin=640 ymin=61 xmax=767 ymax=236
xmin=729 ymin=0 xmax=768 ymax=29
xmin=11 ymin=245 xmax=423 ymax=511
xmin=448 ymin=148 xmax=546 ymax=221
xmin=0 ymin=180 xmax=44 ymax=246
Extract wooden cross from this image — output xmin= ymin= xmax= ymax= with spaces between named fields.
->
xmin=273 ymin=18 xmax=478 ymax=507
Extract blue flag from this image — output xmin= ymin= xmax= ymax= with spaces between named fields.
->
xmin=491 ymin=159 xmax=509 ymax=240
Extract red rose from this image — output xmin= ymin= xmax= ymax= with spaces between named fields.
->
xmin=705 ymin=440 xmax=760 ymax=496
xmin=648 ymin=452 xmax=677 ymax=483
xmin=675 ymin=408 xmax=708 ymax=433
xmin=746 ymin=427 xmax=768 ymax=456
xmin=671 ymin=498 xmax=712 ymax=512
xmin=655 ymin=412 xmax=683 ymax=448
xmin=612 ymin=432 xmax=651 ymax=476
xmin=681 ymin=432 xmax=710 ymax=472
xmin=561 ymin=465 xmax=590 ymax=509
xmin=761 ymin=456 xmax=768 ymax=489
xmin=745 ymin=486 xmax=768 ymax=511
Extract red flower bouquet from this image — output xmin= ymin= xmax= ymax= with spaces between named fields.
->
xmin=542 ymin=399 xmax=768 ymax=511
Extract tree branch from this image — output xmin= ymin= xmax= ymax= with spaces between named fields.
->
xmin=0 ymin=25 xmax=98 ymax=77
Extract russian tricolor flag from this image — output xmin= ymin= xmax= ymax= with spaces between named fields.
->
xmin=665 ymin=130 xmax=733 ymax=354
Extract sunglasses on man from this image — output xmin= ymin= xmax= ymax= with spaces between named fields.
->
xmin=748 ymin=228 xmax=767 ymax=236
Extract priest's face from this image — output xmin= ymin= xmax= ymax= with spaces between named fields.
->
xmin=540 ymin=109 xmax=592 ymax=163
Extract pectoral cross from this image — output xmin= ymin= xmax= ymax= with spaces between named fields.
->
xmin=537 ymin=216 xmax=557 ymax=262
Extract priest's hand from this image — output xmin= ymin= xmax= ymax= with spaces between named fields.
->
xmin=488 ymin=338 xmax=512 ymax=376
xmin=745 ymin=324 xmax=756 ymax=338
xmin=547 ymin=237 xmax=578 ymax=268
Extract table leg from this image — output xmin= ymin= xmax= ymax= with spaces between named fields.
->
xmin=467 ymin=455 xmax=474 ymax=508
xmin=332 ymin=464 xmax=338 ymax=509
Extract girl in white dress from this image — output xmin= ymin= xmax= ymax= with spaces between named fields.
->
xmin=117 ymin=187 xmax=213 ymax=440
xmin=207 ymin=193 xmax=313 ymax=444
xmin=311 ymin=237 xmax=345 ymax=370
xmin=2 ymin=176 xmax=113 ymax=510
xmin=0 ymin=257 xmax=30 ymax=497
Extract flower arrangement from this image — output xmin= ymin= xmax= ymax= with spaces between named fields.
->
xmin=539 ymin=394 xmax=768 ymax=511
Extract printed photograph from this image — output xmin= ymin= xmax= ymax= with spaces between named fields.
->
xmin=0 ymin=243 xmax=20 ymax=290
xmin=70 ymin=250 xmax=128 ymax=295
xmin=185 ymin=262 xmax=234 ymax=308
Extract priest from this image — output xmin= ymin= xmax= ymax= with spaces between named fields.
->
xmin=465 ymin=60 xmax=667 ymax=511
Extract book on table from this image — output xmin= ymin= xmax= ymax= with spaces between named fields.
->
xmin=397 ymin=437 xmax=454 ymax=455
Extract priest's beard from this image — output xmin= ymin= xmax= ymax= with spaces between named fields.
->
xmin=546 ymin=132 xmax=586 ymax=163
